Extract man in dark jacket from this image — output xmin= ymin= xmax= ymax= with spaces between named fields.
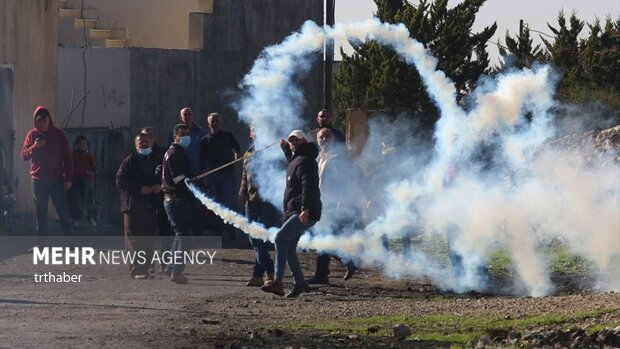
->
xmin=167 ymin=108 xmax=206 ymax=176
xmin=306 ymin=109 xmax=345 ymax=145
xmin=262 ymin=130 xmax=321 ymax=298
xmin=115 ymin=133 xmax=160 ymax=279
xmin=141 ymin=126 xmax=172 ymax=272
xmin=280 ymin=109 xmax=345 ymax=161
xmin=200 ymin=112 xmax=240 ymax=239
xmin=162 ymin=124 xmax=194 ymax=284
xmin=21 ymin=106 xmax=73 ymax=235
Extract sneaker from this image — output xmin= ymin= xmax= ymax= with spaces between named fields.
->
xmin=344 ymin=265 xmax=358 ymax=281
xmin=133 ymin=274 xmax=151 ymax=280
xmin=170 ymin=273 xmax=188 ymax=284
xmin=261 ymin=280 xmax=285 ymax=296
xmin=89 ymin=218 xmax=97 ymax=227
xmin=285 ymin=282 xmax=309 ymax=298
xmin=306 ymin=275 xmax=329 ymax=285
xmin=246 ymin=276 xmax=264 ymax=287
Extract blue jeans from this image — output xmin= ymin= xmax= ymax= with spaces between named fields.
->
xmin=32 ymin=179 xmax=72 ymax=235
xmin=246 ymin=201 xmax=278 ymax=277
xmin=164 ymin=196 xmax=193 ymax=274
xmin=274 ymin=214 xmax=315 ymax=284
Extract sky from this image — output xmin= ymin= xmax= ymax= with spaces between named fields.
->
xmin=334 ymin=0 xmax=620 ymax=64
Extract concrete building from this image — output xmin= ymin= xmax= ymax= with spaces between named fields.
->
xmin=0 ymin=0 xmax=324 ymax=225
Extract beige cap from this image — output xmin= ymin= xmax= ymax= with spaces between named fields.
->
xmin=287 ymin=129 xmax=305 ymax=141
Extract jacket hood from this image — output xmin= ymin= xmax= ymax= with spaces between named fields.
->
xmin=294 ymin=141 xmax=319 ymax=159
xmin=33 ymin=106 xmax=54 ymax=128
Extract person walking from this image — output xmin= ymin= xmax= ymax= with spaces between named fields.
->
xmin=262 ymin=130 xmax=321 ymax=298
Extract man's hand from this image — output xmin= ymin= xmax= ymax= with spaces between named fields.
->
xmin=150 ymin=185 xmax=161 ymax=194
xmin=280 ymin=139 xmax=289 ymax=149
xmin=299 ymin=210 xmax=310 ymax=225
xmin=34 ymin=138 xmax=47 ymax=149
xmin=64 ymin=181 xmax=72 ymax=191
xmin=140 ymin=186 xmax=151 ymax=195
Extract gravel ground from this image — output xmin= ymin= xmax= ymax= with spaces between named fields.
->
xmin=0 ymin=247 xmax=619 ymax=348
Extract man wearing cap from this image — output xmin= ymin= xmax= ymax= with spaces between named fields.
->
xmin=262 ymin=130 xmax=321 ymax=298
xmin=21 ymin=106 xmax=73 ymax=235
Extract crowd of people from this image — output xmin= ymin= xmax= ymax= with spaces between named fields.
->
xmin=19 ymin=105 xmax=481 ymax=298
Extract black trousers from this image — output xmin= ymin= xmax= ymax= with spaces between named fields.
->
xmin=124 ymin=206 xmax=157 ymax=276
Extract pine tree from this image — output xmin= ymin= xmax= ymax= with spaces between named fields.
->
xmin=333 ymin=0 xmax=496 ymax=133
xmin=499 ymin=26 xmax=545 ymax=69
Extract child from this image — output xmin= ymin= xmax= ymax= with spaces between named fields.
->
xmin=68 ymin=135 xmax=97 ymax=227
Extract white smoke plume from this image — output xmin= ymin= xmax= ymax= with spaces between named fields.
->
xmin=190 ymin=19 xmax=620 ymax=296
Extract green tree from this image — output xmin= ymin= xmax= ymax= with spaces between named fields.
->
xmin=498 ymin=26 xmax=545 ymax=69
xmin=333 ymin=0 xmax=496 ymax=132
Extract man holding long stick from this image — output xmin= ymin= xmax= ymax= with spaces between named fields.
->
xmin=262 ymin=130 xmax=321 ymax=298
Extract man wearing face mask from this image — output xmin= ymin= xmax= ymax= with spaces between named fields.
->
xmin=116 ymin=133 xmax=161 ymax=279
xmin=168 ymin=107 xmax=206 ymax=177
xmin=161 ymin=124 xmax=193 ymax=284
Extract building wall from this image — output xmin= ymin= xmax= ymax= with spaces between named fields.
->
xmin=57 ymin=47 xmax=131 ymax=129
xmin=59 ymin=0 xmax=199 ymax=49
xmin=129 ymin=0 xmax=324 ymax=167
xmin=0 ymin=0 xmax=59 ymax=214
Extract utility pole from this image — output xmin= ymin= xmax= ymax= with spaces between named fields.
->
xmin=323 ymin=0 xmax=335 ymax=110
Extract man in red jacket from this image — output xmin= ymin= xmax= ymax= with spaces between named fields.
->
xmin=21 ymin=106 xmax=73 ymax=235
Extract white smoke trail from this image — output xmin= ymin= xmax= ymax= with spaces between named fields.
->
xmin=194 ymin=19 xmax=619 ymax=296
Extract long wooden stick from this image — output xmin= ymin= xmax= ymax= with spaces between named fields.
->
xmin=191 ymin=139 xmax=280 ymax=181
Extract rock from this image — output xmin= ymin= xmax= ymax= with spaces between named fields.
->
xmin=475 ymin=335 xmax=491 ymax=349
xmin=393 ymin=324 xmax=411 ymax=340
xmin=268 ymin=328 xmax=284 ymax=337
xmin=600 ymin=327 xmax=620 ymax=347
xmin=189 ymin=328 xmax=197 ymax=336
xmin=348 ymin=334 xmax=359 ymax=341
xmin=367 ymin=325 xmax=380 ymax=334
xmin=202 ymin=319 xmax=220 ymax=325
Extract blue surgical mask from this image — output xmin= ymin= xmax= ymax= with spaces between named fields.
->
xmin=137 ymin=147 xmax=152 ymax=156
xmin=178 ymin=136 xmax=191 ymax=149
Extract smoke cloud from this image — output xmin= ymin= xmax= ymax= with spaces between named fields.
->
xmin=190 ymin=19 xmax=620 ymax=296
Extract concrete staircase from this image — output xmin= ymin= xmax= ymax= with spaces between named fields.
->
xmin=58 ymin=0 xmax=141 ymax=48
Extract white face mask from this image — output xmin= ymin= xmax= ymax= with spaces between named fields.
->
xmin=137 ymin=147 xmax=152 ymax=156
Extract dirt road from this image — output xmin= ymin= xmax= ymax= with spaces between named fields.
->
xmin=1 ymin=247 xmax=619 ymax=348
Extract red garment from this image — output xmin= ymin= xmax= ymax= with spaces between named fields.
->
xmin=73 ymin=150 xmax=96 ymax=181
xmin=21 ymin=106 xmax=73 ymax=181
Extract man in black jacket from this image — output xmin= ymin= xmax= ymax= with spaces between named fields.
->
xmin=306 ymin=109 xmax=345 ymax=145
xmin=200 ymin=112 xmax=241 ymax=239
xmin=115 ymin=133 xmax=160 ymax=279
xmin=141 ymin=126 xmax=172 ymax=273
xmin=162 ymin=124 xmax=194 ymax=284
xmin=262 ymin=130 xmax=321 ymax=298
